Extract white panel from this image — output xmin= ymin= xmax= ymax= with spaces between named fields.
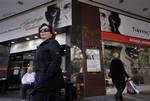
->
xmin=55 ymin=33 xmax=66 ymax=45
xmin=0 ymin=6 xmax=48 ymax=42
xmin=119 ymin=15 xmax=150 ymax=39
xmin=0 ymin=0 xmax=72 ymax=42
xmin=10 ymin=39 xmax=43 ymax=53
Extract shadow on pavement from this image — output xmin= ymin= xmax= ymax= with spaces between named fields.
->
xmin=0 ymin=90 xmax=20 ymax=99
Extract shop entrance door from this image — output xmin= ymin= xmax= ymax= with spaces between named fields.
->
xmin=103 ymin=41 xmax=150 ymax=94
xmin=7 ymin=51 xmax=35 ymax=90
xmin=7 ymin=53 xmax=23 ymax=90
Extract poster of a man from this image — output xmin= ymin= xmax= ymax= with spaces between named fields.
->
xmin=45 ymin=0 xmax=72 ymax=29
xmin=100 ymin=9 xmax=121 ymax=33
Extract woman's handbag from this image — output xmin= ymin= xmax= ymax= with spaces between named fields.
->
xmin=126 ymin=80 xmax=139 ymax=94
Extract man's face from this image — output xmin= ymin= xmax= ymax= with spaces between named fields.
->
xmin=56 ymin=0 xmax=72 ymax=28
xmin=45 ymin=0 xmax=72 ymax=28
xmin=100 ymin=9 xmax=111 ymax=32
xmin=46 ymin=5 xmax=60 ymax=27
xmin=113 ymin=52 xmax=119 ymax=58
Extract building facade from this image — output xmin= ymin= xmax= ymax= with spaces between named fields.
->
xmin=0 ymin=0 xmax=150 ymax=98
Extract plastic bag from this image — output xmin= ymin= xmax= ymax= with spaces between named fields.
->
xmin=127 ymin=80 xmax=139 ymax=94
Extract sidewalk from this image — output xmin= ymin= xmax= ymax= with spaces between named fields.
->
xmin=81 ymin=95 xmax=142 ymax=101
xmin=81 ymin=90 xmax=150 ymax=101
xmin=0 ymin=85 xmax=150 ymax=101
xmin=0 ymin=90 xmax=20 ymax=101
xmin=0 ymin=95 xmax=138 ymax=101
xmin=0 ymin=93 xmax=150 ymax=101
xmin=81 ymin=85 xmax=150 ymax=101
xmin=0 ymin=98 xmax=20 ymax=101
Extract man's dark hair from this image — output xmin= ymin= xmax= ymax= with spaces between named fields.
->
xmin=45 ymin=5 xmax=60 ymax=28
xmin=38 ymin=23 xmax=55 ymax=38
xmin=109 ymin=12 xmax=121 ymax=33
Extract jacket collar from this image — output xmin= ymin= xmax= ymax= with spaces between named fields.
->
xmin=38 ymin=38 xmax=53 ymax=48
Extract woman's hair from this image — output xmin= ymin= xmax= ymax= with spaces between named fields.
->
xmin=38 ymin=23 xmax=55 ymax=38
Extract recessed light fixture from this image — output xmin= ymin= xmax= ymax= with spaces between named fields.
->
xmin=34 ymin=36 xmax=39 ymax=39
xmin=118 ymin=0 xmax=124 ymax=3
xmin=17 ymin=1 xmax=24 ymax=5
xmin=26 ymin=38 xmax=30 ymax=40
xmin=142 ymin=8 xmax=148 ymax=12
xmin=11 ymin=41 xmax=15 ymax=44
xmin=28 ymin=54 xmax=31 ymax=57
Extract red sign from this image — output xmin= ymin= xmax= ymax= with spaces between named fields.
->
xmin=101 ymin=32 xmax=150 ymax=46
xmin=0 ymin=67 xmax=8 ymax=72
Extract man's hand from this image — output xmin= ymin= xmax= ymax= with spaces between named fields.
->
xmin=127 ymin=77 xmax=132 ymax=81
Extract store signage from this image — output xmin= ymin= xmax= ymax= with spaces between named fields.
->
xmin=10 ymin=33 xmax=66 ymax=53
xmin=10 ymin=39 xmax=42 ymax=53
xmin=100 ymin=9 xmax=150 ymax=40
xmin=0 ymin=7 xmax=48 ymax=42
xmin=0 ymin=0 xmax=72 ymax=42
xmin=119 ymin=15 xmax=150 ymax=40
xmin=101 ymin=32 xmax=150 ymax=46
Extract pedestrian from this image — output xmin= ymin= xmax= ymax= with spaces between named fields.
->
xmin=109 ymin=52 xmax=130 ymax=101
xmin=21 ymin=66 xmax=35 ymax=101
xmin=31 ymin=23 xmax=65 ymax=101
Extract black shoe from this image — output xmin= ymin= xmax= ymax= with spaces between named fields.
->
xmin=113 ymin=94 xmax=117 ymax=99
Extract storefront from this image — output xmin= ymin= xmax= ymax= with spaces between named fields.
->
xmin=7 ymin=37 xmax=67 ymax=89
xmin=0 ymin=0 xmax=150 ymax=98
xmin=0 ymin=0 xmax=71 ymax=92
xmin=103 ymin=41 xmax=150 ymax=93
xmin=99 ymin=8 xmax=150 ymax=94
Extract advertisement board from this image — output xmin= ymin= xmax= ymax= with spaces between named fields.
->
xmin=100 ymin=9 xmax=150 ymax=46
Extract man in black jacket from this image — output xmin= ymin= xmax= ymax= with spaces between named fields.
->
xmin=109 ymin=52 xmax=130 ymax=101
xmin=31 ymin=23 xmax=64 ymax=101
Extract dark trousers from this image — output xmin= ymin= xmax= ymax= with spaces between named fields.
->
xmin=21 ymin=83 xmax=34 ymax=100
xmin=114 ymin=82 xmax=126 ymax=101
xmin=31 ymin=91 xmax=61 ymax=101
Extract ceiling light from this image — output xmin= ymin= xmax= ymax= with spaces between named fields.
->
xmin=28 ymin=54 xmax=31 ymax=57
xmin=26 ymin=38 xmax=30 ymax=40
xmin=34 ymin=36 xmax=39 ymax=39
xmin=11 ymin=41 xmax=15 ymax=44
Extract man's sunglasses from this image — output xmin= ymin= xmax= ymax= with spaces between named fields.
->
xmin=39 ymin=28 xmax=50 ymax=33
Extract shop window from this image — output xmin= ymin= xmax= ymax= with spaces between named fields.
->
xmin=103 ymin=41 xmax=150 ymax=94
